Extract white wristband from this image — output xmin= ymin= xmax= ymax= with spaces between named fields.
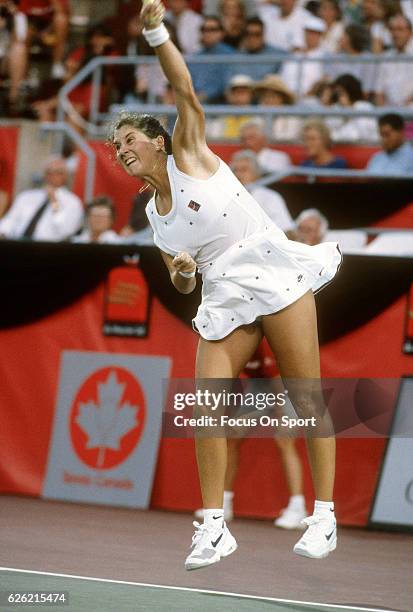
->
xmin=142 ymin=23 xmax=170 ymax=48
xmin=178 ymin=269 xmax=196 ymax=279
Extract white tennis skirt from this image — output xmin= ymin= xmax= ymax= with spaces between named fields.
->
xmin=192 ymin=227 xmax=342 ymax=341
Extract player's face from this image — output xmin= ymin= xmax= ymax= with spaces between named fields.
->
xmin=114 ymin=126 xmax=156 ymax=177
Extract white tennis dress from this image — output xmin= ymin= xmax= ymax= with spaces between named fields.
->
xmin=146 ymin=155 xmax=342 ymax=341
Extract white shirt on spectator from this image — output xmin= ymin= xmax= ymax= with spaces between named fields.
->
xmin=280 ymin=48 xmax=325 ymax=97
xmin=249 ymin=185 xmax=294 ymax=231
xmin=327 ymin=101 xmax=379 ymax=143
xmin=324 ymin=229 xmax=367 ymax=252
xmin=0 ymin=187 xmax=83 ymax=241
xmin=272 ymin=116 xmax=303 ymax=141
xmin=320 ymin=21 xmax=344 ymax=53
xmin=165 ymin=9 xmax=202 ymax=54
xmin=73 ymin=229 xmax=121 ymax=244
xmin=259 ymin=4 xmax=312 ymax=51
xmin=257 ymin=147 xmax=292 ymax=174
xmin=375 ymin=37 xmax=413 ymax=105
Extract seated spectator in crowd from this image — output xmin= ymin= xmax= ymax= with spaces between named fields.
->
xmin=0 ymin=0 xmax=27 ymax=113
xmin=14 ymin=0 xmax=69 ymax=109
xmin=204 ymin=0 xmax=256 ymax=19
xmin=294 ymin=208 xmax=329 ymax=245
xmin=319 ymin=0 xmax=344 ymax=53
xmin=280 ymin=15 xmax=326 ymax=97
xmin=206 ymin=74 xmax=254 ymax=138
xmin=231 ymin=149 xmax=294 ymax=231
xmin=120 ymin=190 xmax=155 ymax=245
xmin=73 ymin=196 xmax=120 ymax=244
xmin=362 ymin=0 xmax=398 ymax=53
xmin=254 ymin=74 xmax=302 ymax=141
xmin=366 ymin=113 xmax=413 ymax=174
xmin=375 ymin=15 xmax=413 ymax=106
xmin=165 ymin=0 xmax=202 ymax=54
xmin=327 ymin=73 xmax=379 ymax=142
xmin=239 ymin=118 xmax=292 ymax=172
xmin=218 ymin=0 xmax=247 ymax=48
xmin=32 ymin=23 xmax=118 ymax=123
xmin=258 ymin=0 xmax=312 ymax=51
xmin=300 ymin=119 xmax=348 ymax=168
xmin=0 ymin=157 xmax=83 ymax=241
xmin=226 ymin=17 xmax=287 ymax=81
xmin=189 ymin=15 xmax=235 ymax=103
xmin=327 ymin=24 xmax=376 ymax=96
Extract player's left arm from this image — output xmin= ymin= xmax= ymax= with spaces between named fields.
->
xmin=140 ymin=0 xmax=218 ymax=173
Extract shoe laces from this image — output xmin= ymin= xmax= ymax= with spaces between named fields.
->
xmin=190 ymin=521 xmax=208 ymax=548
xmin=302 ymin=515 xmax=321 ymax=528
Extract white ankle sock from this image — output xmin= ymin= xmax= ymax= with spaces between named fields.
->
xmin=288 ymin=494 xmax=305 ymax=510
xmin=223 ymin=491 xmax=234 ymax=507
xmin=314 ymin=500 xmax=334 ymax=517
xmin=204 ymin=509 xmax=224 ymax=526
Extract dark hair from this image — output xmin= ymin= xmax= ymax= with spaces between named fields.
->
xmin=86 ymin=195 xmax=115 ymax=218
xmin=333 ymin=73 xmax=363 ymax=103
xmin=378 ymin=113 xmax=405 ymax=131
xmin=108 ymin=111 xmax=172 ymax=154
xmin=320 ymin=0 xmax=342 ymax=20
xmin=246 ymin=16 xmax=264 ymax=29
xmin=203 ymin=15 xmax=224 ymax=28
xmin=344 ymin=24 xmax=371 ymax=52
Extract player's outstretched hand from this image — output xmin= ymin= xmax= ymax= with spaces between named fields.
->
xmin=172 ymin=252 xmax=197 ymax=276
xmin=140 ymin=0 xmax=166 ymax=30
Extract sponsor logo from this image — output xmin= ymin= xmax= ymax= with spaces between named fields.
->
xmin=69 ymin=367 xmax=146 ymax=470
xmin=188 ymin=200 xmax=201 ymax=212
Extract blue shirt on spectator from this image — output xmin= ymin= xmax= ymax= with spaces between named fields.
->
xmin=366 ymin=142 xmax=413 ymax=175
xmin=300 ymin=157 xmax=348 ymax=169
xmin=189 ymin=42 xmax=236 ymax=102
xmin=226 ymin=45 xmax=287 ymax=83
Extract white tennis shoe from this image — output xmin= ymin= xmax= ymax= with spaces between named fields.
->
xmin=274 ymin=506 xmax=307 ymax=529
xmin=293 ymin=513 xmax=337 ymax=559
xmin=185 ymin=521 xmax=238 ymax=571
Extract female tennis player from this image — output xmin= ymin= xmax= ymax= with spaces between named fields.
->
xmin=110 ymin=0 xmax=341 ymax=571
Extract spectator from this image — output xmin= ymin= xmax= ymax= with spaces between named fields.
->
xmin=300 ymin=119 xmax=348 ymax=168
xmin=19 ymin=0 xmax=69 ymax=78
xmin=0 ymin=157 xmax=83 ymax=241
xmin=318 ymin=0 xmax=344 ymax=53
xmin=165 ymin=0 xmax=202 ymax=54
xmin=295 ymin=207 xmax=367 ymax=251
xmin=189 ymin=15 xmax=235 ymax=103
xmin=73 ymin=196 xmax=120 ymax=244
xmin=226 ymin=17 xmax=287 ymax=81
xmin=218 ymin=0 xmax=247 ymax=48
xmin=375 ymin=15 xmax=413 ymax=106
xmin=0 ymin=0 xmax=27 ymax=113
xmin=363 ymin=0 xmax=399 ymax=53
xmin=31 ymin=23 xmax=119 ymax=123
xmin=253 ymin=74 xmax=302 ymax=141
xmin=280 ymin=14 xmax=326 ymax=97
xmin=327 ymin=24 xmax=376 ymax=95
xmin=366 ymin=113 xmax=413 ymax=174
xmin=231 ymin=149 xmax=294 ymax=231
xmin=327 ymin=73 xmax=379 ymax=142
xmin=258 ymin=0 xmax=312 ymax=51
xmin=120 ymin=190 xmax=155 ymax=245
xmin=206 ymin=74 xmax=254 ymax=138
xmin=239 ymin=118 xmax=292 ymax=172
xmin=295 ymin=208 xmax=328 ymax=245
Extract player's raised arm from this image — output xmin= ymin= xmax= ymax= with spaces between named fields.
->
xmin=139 ymin=0 xmax=217 ymax=170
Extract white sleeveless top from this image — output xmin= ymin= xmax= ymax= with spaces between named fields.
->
xmin=145 ymin=155 xmax=285 ymax=273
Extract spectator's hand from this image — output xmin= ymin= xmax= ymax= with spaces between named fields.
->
xmin=120 ymin=225 xmax=134 ymax=237
xmin=46 ymin=185 xmax=60 ymax=211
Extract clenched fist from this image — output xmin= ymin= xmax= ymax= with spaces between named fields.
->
xmin=140 ymin=0 xmax=165 ymax=29
xmin=172 ymin=251 xmax=196 ymax=276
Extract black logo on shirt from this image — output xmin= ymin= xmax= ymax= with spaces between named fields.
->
xmin=188 ymin=200 xmax=201 ymax=212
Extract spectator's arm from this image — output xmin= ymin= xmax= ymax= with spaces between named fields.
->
xmin=0 ymin=193 xmax=27 ymax=238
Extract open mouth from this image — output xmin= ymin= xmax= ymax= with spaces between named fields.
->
xmin=124 ymin=157 xmax=138 ymax=167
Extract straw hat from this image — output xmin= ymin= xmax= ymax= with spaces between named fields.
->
xmin=253 ymin=75 xmax=295 ymax=104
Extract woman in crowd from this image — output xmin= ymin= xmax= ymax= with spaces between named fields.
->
xmin=300 ymin=119 xmax=348 ymax=168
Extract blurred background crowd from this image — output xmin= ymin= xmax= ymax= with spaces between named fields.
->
xmin=0 ymin=0 xmax=412 ymax=251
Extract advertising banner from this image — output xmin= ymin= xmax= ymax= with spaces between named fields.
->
xmin=42 ymin=351 xmax=171 ymax=508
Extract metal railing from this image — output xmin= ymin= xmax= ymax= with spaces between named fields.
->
xmin=56 ymin=53 xmax=413 ymax=136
